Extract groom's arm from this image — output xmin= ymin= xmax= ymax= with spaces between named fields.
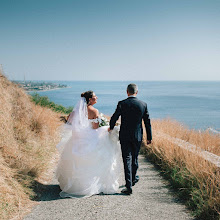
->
xmin=143 ymin=104 xmax=152 ymax=143
xmin=109 ymin=101 xmax=122 ymax=130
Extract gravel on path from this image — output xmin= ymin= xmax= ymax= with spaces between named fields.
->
xmin=24 ymin=156 xmax=194 ymax=220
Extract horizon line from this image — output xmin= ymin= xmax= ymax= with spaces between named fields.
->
xmin=11 ymin=79 xmax=220 ymax=82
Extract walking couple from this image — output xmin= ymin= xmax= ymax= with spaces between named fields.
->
xmin=56 ymin=83 xmax=152 ymax=197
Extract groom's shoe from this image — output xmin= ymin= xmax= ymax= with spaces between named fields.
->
xmin=121 ymin=187 xmax=132 ymax=195
xmin=132 ymin=175 xmax=139 ymax=186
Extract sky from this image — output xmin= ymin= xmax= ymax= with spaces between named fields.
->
xmin=0 ymin=0 xmax=220 ymax=81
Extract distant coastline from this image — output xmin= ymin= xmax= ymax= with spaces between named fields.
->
xmin=13 ymin=80 xmax=69 ymax=92
xmin=27 ymin=87 xmax=71 ymax=93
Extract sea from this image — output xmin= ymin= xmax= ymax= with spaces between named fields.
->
xmin=29 ymin=81 xmax=220 ymax=132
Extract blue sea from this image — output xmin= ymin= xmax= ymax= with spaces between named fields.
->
xmin=29 ymin=81 xmax=220 ymax=131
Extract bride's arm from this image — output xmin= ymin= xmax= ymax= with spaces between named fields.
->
xmin=92 ymin=120 xmax=99 ymax=129
xmin=92 ymin=111 xmax=99 ymax=129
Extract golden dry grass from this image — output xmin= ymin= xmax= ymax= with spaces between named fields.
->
xmin=0 ymin=73 xmax=62 ymax=220
xmin=143 ymin=119 xmax=220 ymax=218
xmin=152 ymin=118 xmax=220 ymax=156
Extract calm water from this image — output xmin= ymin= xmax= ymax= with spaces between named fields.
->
xmin=29 ymin=81 xmax=220 ymax=131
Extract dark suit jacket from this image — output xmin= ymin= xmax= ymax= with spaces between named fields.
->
xmin=110 ymin=97 xmax=152 ymax=142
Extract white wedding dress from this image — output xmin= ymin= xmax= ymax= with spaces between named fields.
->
xmin=56 ymin=98 xmax=121 ymax=198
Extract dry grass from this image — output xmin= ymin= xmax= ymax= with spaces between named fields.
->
xmin=152 ymin=118 xmax=220 ymax=156
xmin=0 ymin=73 xmax=62 ymax=220
xmin=143 ymin=119 xmax=220 ymax=219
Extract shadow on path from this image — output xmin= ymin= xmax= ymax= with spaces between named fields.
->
xmin=32 ymin=181 xmax=130 ymax=202
xmin=32 ymin=181 xmax=62 ymax=201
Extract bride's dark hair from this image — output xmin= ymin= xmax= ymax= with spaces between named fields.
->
xmin=81 ymin=90 xmax=94 ymax=104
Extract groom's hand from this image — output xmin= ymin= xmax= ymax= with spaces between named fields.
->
xmin=108 ymin=127 xmax=112 ymax=132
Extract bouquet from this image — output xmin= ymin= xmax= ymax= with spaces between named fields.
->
xmin=99 ymin=113 xmax=110 ymax=127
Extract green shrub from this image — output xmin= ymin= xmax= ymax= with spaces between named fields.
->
xmin=30 ymin=93 xmax=73 ymax=114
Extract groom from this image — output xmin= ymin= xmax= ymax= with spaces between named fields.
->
xmin=108 ymin=83 xmax=152 ymax=195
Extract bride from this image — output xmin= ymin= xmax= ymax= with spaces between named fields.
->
xmin=56 ymin=91 xmax=121 ymax=198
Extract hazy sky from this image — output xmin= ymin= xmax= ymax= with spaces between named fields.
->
xmin=0 ymin=0 xmax=219 ymax=81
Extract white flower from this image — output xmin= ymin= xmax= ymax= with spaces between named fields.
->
xmin=99 ymin=113 xmax=110 ymax=127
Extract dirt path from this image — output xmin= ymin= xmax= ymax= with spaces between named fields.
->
xmin=24 ymin=156 xmax=194 ymax=220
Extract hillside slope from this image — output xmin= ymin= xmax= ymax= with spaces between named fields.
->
xmin=0 ymin=73 xmax=62 ymax=219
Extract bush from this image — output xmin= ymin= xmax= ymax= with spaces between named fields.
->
xmin=30 ymin=93 xmax=73 ymax=114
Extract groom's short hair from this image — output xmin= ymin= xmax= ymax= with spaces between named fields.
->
xmin=127 ymin=83 xmax=138 ymax=94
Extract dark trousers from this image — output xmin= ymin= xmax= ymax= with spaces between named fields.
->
xmin=120 ymin=140 xmax=142 ymax=189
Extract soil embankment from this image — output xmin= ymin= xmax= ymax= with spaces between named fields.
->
xmin=0 ymin=73 xmax=62 ymax=220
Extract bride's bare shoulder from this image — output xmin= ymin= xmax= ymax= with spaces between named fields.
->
xmin=88 ymin=105 xmax=99 ymax=113
xmin=88 ymin=105 xmax=99 ymax=118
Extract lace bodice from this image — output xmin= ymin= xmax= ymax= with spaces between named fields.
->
xmin=88 ymin=117 xmax=102 ymax=123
